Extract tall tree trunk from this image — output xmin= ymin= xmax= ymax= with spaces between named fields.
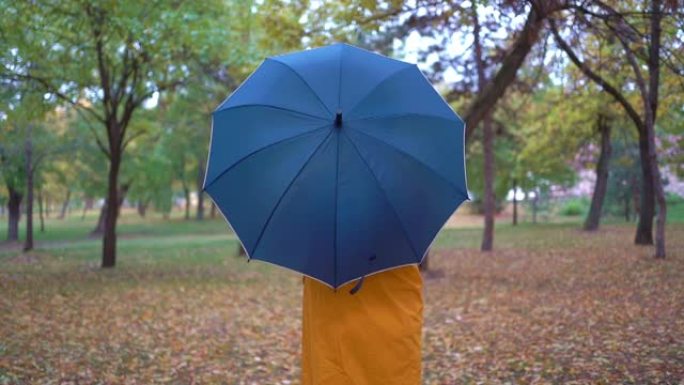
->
xmin=24 ymin=126 xmax=34 ymax=252
xmin=481 ymin=115 xmax=495 ymax=251
xmin=58 ymin=189 xmax=71 ymax=219
xmin=38 ymin=189 xmax=45 ymax=232
xmin=196 ymin=158 xmax=206 ymax=221
xmin=647 ymin=0 xmax=666 ymax=258
xmin=549 ymin=19 xmax=656 ymax=245
xmin=584 ymin=116 xmax=612 ymax=231
xmin=7 ymin=186 xmax=22 ymax=242
xmin=472 ymin=2 xmax=495 ymax=252
xmin=197 ymin=192 xmax=205 ymax=221
xmin=635 ymin=132 xmax=655 ymax=244
xmin=102 ymin=145 xmax=121 ymax=268
xmin=512 ymin=179 xmax=518 ymax=226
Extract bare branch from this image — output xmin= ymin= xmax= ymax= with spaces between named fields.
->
xmin=456 ymin=0 xmax=566 ymax=142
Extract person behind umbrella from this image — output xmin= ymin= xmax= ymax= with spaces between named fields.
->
xmin=301 ymin=265 xmax=424 ymax=384
xmin=204 ymin=43 xmax=468 ymax=385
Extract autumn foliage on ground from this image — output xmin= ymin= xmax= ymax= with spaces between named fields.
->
xmin=1 ymin=218 xmax=683 ymax=384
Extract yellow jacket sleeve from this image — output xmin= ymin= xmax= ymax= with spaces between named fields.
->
xmin=301 ymin=265 xmax=423 ymax=385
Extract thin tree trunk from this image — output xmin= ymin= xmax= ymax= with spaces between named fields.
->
xmin=183 ymin=184 xmax=190 ymax=220
xmin=210 ymin=201 xmax=217 ymax=219
xmin=38 ymin=189 xmax=45 ymax=232
xmin=58 ymin=189 xmax=71 ymax=219
xmin=196 ymin=158 xmax=206 ymax=221
xmin=7 ymin=186 xmax=22 ymax=242
xmin=532 ymin=193 xmax=538 ymax=224
xmin=584 ymin=116 xmax=612 ymax=231
xmin=24 ymin=125 xmax=34 ymax=252
xmin=137 ymin=199 xmax=148 ymax=217
xmin=647 ymin=0 xmax=666 ymax=258
xmin=197 ymin=192 xmax=205 ymax=221
xmin=45 ymin=194 xmax=50 ymax=218
xmin=512 ymin=179 xmax=518 ymax=226
xmin=472 ymin=2 xmax=495 ymax=251
xmin=481 ymin=115 xmax=495 ymax=251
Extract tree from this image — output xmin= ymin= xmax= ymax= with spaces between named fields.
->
xmin=550 ymin=0 xmax=680 ymax=257
xmin=605 ymin=129 xmax=642 ymax=222
xmin=471 ymin=1 xmax=496 ymax=251
xmin=584 ymin=114 xmax=612 ymax=231
xmin=1 ymin=0 xmax=231 ymax=266
xmin=18 ymin=92 xmax=56 ymax=251
xmin=302 ymin=0 xmax=567 ymax=257
xmin=0 ymin=123 xmax=24 ymax=242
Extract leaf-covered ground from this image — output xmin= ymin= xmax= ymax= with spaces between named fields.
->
xmin=1 ymin=217 xmax=683 ymax=384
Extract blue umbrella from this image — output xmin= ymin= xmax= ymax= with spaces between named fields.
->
xmin=204 ymin=43 xmax=468 ymax=289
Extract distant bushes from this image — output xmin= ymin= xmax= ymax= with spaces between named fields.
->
xmin=666 ymin=192 xmax=684 ymax=205
xmin=558 ymin=198 xmax=589 ymax=216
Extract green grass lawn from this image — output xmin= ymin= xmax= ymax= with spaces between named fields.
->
xmin=1 ymin=209 xmax=683 ymax=384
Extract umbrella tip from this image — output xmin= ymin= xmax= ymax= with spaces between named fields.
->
xmin=335 ymin=110 xmax=342 ymax=128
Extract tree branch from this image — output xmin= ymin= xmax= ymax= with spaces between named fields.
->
xmin=549 ymin=18 xmax=645 ymax=133
xmin=1 ymin=71 xmax=105 ymax=124
xmin=87 ymin=4 xmax=114 ymax=118
xmin=455 ymin=0 xmax=561 ymax=142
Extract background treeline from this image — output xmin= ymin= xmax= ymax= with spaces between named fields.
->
xmin=1 ymin=0 xmax=682 ymax=264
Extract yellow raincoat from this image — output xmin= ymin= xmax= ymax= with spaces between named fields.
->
xmin=301 ymin=265 xmax=423 ymax=385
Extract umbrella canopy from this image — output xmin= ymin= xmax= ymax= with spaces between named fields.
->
xmin=204 ymin=43 xmax=468 ymax=289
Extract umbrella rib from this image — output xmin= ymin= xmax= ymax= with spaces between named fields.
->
xmin=203 ymin=125 xmax=331 ymax=191
xmin=347 ymin=127 xmax=469 ymax=199
xmin=214 ymin=103 xmax=329 ymax=122
xmin=340 ymin=131 xmax=421 ymax=263
xmin=250 ymin=129 xmax=335 ymax=257
xmin=333 ymin=131 xmax=340 ymax=288
xmin=267 ymin=58 xmax=334 ymax=117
